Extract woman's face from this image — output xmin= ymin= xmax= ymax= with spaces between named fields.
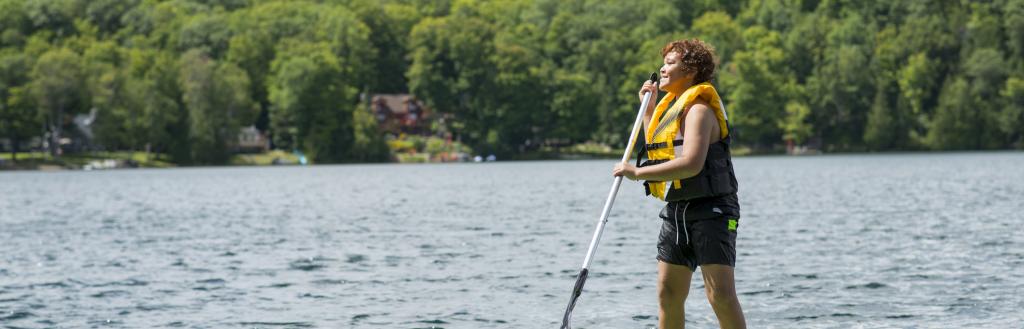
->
xmin=659 ymin=51 xmax=694 ymax=93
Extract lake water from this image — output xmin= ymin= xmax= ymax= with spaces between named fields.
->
xmin=1 ymin=152 xmax=1023 ymax=328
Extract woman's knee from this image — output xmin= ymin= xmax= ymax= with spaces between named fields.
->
xmin=704 ymin=284 xmax=737 ymax=306
xmin=701 ymin=264 xmax=738 ymax=306
xmin=658 ymin=280 xmax=688 ymax=303
xmin=657 ymin=261 xmax=692 ymax=305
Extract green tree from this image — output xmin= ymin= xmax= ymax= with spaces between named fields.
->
xmin=720 ymin=26 xmax=790 ymax=149
xmin=863 ymin=27 xmax=900 ymax=150
xmin=783 ymin=11 xmax=829 ymax=83
xmin=691 ymin=11 xmax=743 ymax=64
xmin=267 ymin=42 xmax=358 ymax=162
xmin=227 ymin=0 xmax=375 ymax=143
xmin=179 ymin=49 xmax=257 ymax=164
xmin=2 ymin=0 xmax=1023 ymax=166
xmin=1001 ymin=77 xmax=1024 ymax=148
xmin=135 ymin=49 xmax=188 ymax=161
xmin=84 ymin=0 xmax=139 ymax=36
xmin=738 ymin=0 xmax=802 ymax=31
xmin=961 ymin=48 xmax=1008 ymax=148
xmin=928 ymin=77 xmax=972 ymax=149
xmin=178 ymin=11 xmax=232 ymax=59
xmin=0 ymin=0 xmax=30 ymax=48
xmin=1005 ymin=0 xmax=1024 ymax=69
xmin=965 ymin=2 xmax=1003 ymax=51
xmin=225 ymin=31 xmax=274 ymax=131
xmin=407 ymin=15 xmax=495 ymax=147
xmin=23 ymin=0 xmax=81 ymax=38
xmin=863 ymin=89 xmax=899 ymax=149
xmin=31 ymin=48 xmax=87 ymax=157
xmin=133 ymin=0 xmax=212 ymax=50
xmin=344 ymin=0 xmax=421 ymax=93
xmin=780 ymin=101 xmax=813 ymax=145
xmin=896 ymin=52 xmax=939 ymax=145
xmin=805 ymin=12 xmax=874 ymax=151
xmin=88 ymin=46 xmax=181 ymax=158
xmin=0 ymin=51 xmax=37 ymax=160
xmin=676 ymin=0 xmax=744 ymax=27
xmin=82 ymin=40 xmax=134 ymax=150
xmin=350 ymin=96 xmax=391 ymax=162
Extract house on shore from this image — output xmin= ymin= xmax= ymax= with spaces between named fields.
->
xmin=371 ymin=94 xmax=431 ymax=135
xmin=232 ymin=125 xmax=270 ymax=153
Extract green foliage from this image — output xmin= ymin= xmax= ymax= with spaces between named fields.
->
xmin=351 ymin=98 xmax=391 ymax=162
xmin=407 ymin=15 xmax=495 ymax=147
xmin=898 ymin=53 xmax=938 ymax=116
xmin=1006 ymin=0 xmax=1024 ymax=69
xmin=386 ymin=134 xmax=471 ymax=162
xmin=267 ymin=42 xmax=357 ymax=163
xmin=179 ymin=49 xmax=257 ymax=164
xmin=31 ymin=47 xmax=87 ymax=156
xmin=2 ymin=0 xmax=1023 ymax=167
xmin=863 ymin=88 xmax=899 ymax=150
xmin=928 ymin=77 xmax=973 ymax=150
xmin=691 ymin=12 xmax=742 ymax=64
xmin=809 ymin=13 xmax=875 ymax=151
xmin=781 ymin=101 xmax=813 ymax=145
xmin=1001 ymin=77 xmax=1024 ymax=147
xmin=0 ymin=50 xmax=37 ymax=160
xmin=720 ymin=26 xmax=789 ymax=148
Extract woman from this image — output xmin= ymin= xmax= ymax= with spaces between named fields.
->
xmin=613 ymin=39 xmax=746 ymax=329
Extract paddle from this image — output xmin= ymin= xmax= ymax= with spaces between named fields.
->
xmin=560 ymin=72 xmax=658 ymax=329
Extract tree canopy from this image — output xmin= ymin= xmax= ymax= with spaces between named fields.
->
xmin=1 ymin=0 xmax=1021 ymax=165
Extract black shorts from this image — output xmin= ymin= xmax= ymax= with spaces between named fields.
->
xmin=656 ymin=202 xmax=739 ymax=270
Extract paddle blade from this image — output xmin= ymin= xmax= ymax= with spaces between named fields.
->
xmin=560 ymin=268 xmax=589 ymax=329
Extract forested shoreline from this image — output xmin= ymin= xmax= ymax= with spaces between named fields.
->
xmin=1 ymin=0 xmax=1022 ymax=166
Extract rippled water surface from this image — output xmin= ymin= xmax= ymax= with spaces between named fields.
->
xmin=2 ymin=152 xmax=1023 ymax=328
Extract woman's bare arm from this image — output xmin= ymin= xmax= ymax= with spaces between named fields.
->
xmin=634 ymin=102 xmax=716 ymax=181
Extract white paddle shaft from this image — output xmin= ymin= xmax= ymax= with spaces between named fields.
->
xmin=580 ymin=89 xmax=653 ymax=269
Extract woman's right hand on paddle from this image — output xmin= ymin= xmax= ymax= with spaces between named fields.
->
xmin=638 ymin=80 xmax=658 ymax=115
xmin=613 ymin=162 xmax=639 ymax=181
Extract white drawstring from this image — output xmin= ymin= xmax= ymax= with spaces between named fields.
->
xmin=674 ymin=202 xmax=690 ymax=245
xmin=674 ymin=203 xmax=679 ymax=245
xmin=682 ymin=202 xmax=689 ymax=245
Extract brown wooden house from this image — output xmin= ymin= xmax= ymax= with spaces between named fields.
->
xmin=371 ymin=94 xmax=430 ymax=135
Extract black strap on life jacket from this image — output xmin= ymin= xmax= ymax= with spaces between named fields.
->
xmin=638 ymin=159 xmax=667 ymax=196
xmin=645 ymin=139 xmax=685 ymax=151
xmin=633 ymin=129 xmax=647 ymax=169
xmin=633 ymin=130 xmax=653 ymax=196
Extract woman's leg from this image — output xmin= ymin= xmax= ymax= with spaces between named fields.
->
xmin=701 ymin=264 xmax=746 ymax=329
xmin=658 ymin=261 xmax=693 ymax=328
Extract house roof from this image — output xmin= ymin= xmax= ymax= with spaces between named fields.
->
xmin=372 ymin=94 xmax=427 ymax=114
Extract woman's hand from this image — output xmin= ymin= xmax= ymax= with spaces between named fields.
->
xmin=613 ymin=162 xmax=640 ymax=181
xmin=638 ymin=80 xmax=658 ymax=115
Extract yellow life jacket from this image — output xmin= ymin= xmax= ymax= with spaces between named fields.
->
xmin=639 ymin=82 xmax=738 ymax=202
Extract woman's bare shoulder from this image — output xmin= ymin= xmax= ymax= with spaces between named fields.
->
xmin=681 ymin=98 xmax=721 ymax=141
xmin=685 ymin=98 xmax=712 ymax=117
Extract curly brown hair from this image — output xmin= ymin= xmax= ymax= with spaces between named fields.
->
xmin=660 ymin=39 xmax=717 ymax=84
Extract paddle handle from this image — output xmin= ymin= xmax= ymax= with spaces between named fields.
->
xmin=580 ymin=73 xmax=657 ymax=270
